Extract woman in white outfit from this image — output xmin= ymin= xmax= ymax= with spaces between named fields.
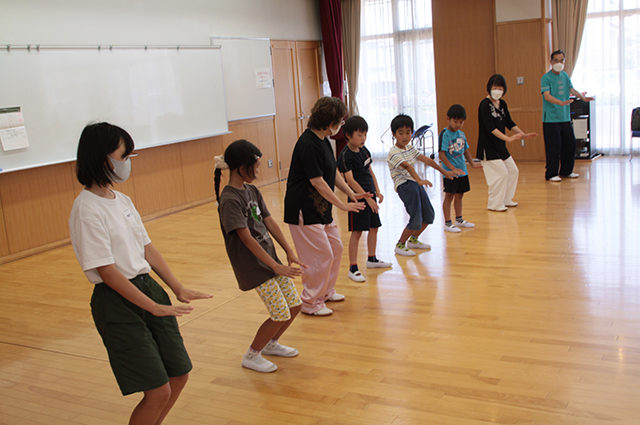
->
xmin=476 ymin=74 xmax=537 ymax=211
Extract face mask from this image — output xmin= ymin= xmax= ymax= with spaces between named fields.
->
xmin=329 ymin=124 xmax=341 ymax=137
xmin=553 ymin=62 xmax=564 ymax=73
xmin=490 ymin=89 xmax=503 ymax=100
xmin=108 ymin=156 xmax=132 ymax=183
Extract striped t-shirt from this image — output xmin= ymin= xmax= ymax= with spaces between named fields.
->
xmin=387 ymin=144 xmax=421 ymax=191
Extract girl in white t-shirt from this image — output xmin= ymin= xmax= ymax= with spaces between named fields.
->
xmin=69 ymin=122 xmax=212 ymax=425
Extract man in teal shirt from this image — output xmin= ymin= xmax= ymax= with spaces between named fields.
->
xmin=541 ymin=49 xmax=594 ymax=182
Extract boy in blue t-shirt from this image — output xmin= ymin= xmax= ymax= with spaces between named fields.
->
xmin=438 ymin=104 xmax=482 ymax=233
xmin=337 ymin=116 xmax=391 ymax=282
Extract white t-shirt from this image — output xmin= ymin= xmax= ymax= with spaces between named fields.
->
xmin=69 ymin=189 xmax=152 ymax=284
xmin=387 ymin=144 xmax=421 ymax=191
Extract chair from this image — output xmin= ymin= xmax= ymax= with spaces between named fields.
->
xmin=631 ymin=107 xmax=640 ymax=161
xmin=412 ymin=124 xmax=435 ymax=158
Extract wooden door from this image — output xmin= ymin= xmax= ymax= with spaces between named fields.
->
xmin=271 ymin=40 xmax=300 ymax=179
xmin=295 ymin=41 xmax=322 ymax=132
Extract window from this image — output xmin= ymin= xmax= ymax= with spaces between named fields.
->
xmin=357 ymin=0 xmax=436 ymax=157
xmin=572 ymin=0 xmax=640 ymax=155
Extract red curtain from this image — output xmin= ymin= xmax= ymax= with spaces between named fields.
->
xmin=319 ymin=0 xmax=347 ymax=158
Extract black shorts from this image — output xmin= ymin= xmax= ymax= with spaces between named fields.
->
xmin=91 ymin=274 xmax=192 ymax=396
xmin=443 ymin=175 xmax=470 ymax=194
xmin=347 ymin=195 xmax=382 ymax=231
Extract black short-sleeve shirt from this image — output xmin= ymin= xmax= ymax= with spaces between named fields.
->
xmin=284 ymin=128 xmax=336 ymax=225
xmin=476 ymin=97 xmax=517 ymax=161
xmin=337 ymin=145 xmax=375 ymax=194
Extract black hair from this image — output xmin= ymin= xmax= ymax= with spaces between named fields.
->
xmin=307 ymin=97 xmax=348 ymax=131
xmin=390 ymin=114 xmax=414 ymax=134
xmin=486 ymin=74 xmax=508 ymax=96
xmin=342 ymin=115 xmax=369 ymax=139
xmin=214 ymin=139 xmax=262 ymax=202
xmin=76 ymin=122 xmax=135 ymax=188
xmin=551 ymin=49 xmax=565 ymax=61
xmin=447 ymin=104 xmax=467 ymax=120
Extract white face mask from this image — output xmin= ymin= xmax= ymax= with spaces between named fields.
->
xmin=108 ymin=156 xmax=132 ymax=183
xmin=329 ymin=123 xmax=341 ymax=137
xmin=490 ymin=89 xmax=503 ymax=101
xmin=552 ymin=62 xmax=564 ymax=73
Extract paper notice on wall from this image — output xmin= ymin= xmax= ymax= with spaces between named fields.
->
xmin=573 ymin=118 xmax=588 ymax=139
xmin=0 ymin=106 xmax=30 ymax=151
xmin=255 ymin=68 xmax=272 ymax=89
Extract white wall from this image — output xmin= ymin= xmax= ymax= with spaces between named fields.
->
xmin=0 ymin=0 xmax=322 ymax=45
xmin=495 ymin=0 xmax=541 ymax=22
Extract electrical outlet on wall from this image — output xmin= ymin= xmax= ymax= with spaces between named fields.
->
xmin=268 ymin=159 xmax=273 ymax=168
xmin=517 ymin=76 xmax=525 ymax=85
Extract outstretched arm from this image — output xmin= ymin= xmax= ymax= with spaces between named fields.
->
xmin=418 ymin=154 xmax=461 ymax=179
xmin=309 ymin=175 xmax=367 ymax=213
xmin=263 ymin=216 xmax=307 ymax=270
xmin=399 ymin=161 xmax=432 ymax=187
xmin=570 ymin=88 xmax=595 ymax=102
xmin=236 ymin=227 xmax=303 ymax=278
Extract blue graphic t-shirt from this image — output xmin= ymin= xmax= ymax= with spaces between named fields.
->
xmin=439 ymin=128 xmax=469 ymax=176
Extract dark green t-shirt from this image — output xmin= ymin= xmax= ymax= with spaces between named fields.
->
xmin=218 ymin=184 xmax=280 ymax=291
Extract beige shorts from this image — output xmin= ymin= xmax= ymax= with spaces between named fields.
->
xmin=255 ymin=275 xmax=302 ymax=322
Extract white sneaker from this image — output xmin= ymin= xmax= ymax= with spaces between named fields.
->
xmin=567 ymin=173 xmax=579 ymax=178
xmin=444 ymin=223 xmax=461 ymax=233
xmin=261 ymin=341 xmax=298 ymax=357
xmin=242 ymin=352 xmax=278 ymax=373
xmin=366 ymin=259 xmax=392 ymax=268
xmin=505 ymin=202 xmax=518 ymax=207
xmin=394 ymin=244 xmax=416 ymax=256
xmin=327 ymin=293 xmax=345 ymax=302
xmin=488 ymin=206 xmax=508 ymax=211
xmin=455 ymin=220 xmax=475 ymax=228
xmin=348 ymin=270 xmax=366 ymax=282
xmin=547 ymin=176 xmax=561 ymax=182
xmin=303 ymin=307 xmax=333 ymax=316
xmin=406 ymin=238 xmax=430 ymax=250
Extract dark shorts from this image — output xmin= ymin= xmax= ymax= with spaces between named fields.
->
xmin=347 ymin=195 xmax=382 ymax=231
xmin=91 ymin=274 xmax=192 ymax=396
xmin=397 ymin=180 xmax=435 ymax=231
xmin=443 ymin=175 xmax=470 ymax=194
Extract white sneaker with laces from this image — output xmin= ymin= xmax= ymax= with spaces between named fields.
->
xmin=261 ymin=341 xmax=298 ymax=357
xmin=394 ymin=244 xmax=416 ymax=256
xmin=406 ymin=238 xmax=430 ymax=249
xmin=366 ymin=259 xmax=392 ymax=268
xmin=455 ymin=220 xmax=475 ymax=228
xmin=548 ymin=176 xmax=561 ymax=182
xmin=567 ymin=173 xmax=579 ymax=178
xmin=242 ymin=352 xmax=278 ymax=373
xmin=327 ymin=293 xmax=345 ymax=302
xmin=348 ymin=270 xmax=366 ymax=282
xmin=444 ymin=223 xmax=461 ymax=233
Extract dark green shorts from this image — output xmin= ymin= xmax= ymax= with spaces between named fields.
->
xmin=91 ymin=274 xmax=192 ymax=396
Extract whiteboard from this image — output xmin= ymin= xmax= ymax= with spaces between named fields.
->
xmin=211 ymin=37 xmax=276 ymax=121
xmin=0 ymin=46 xmax=228 ymax=173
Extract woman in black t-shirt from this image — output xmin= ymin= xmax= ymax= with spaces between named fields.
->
xmin=476 ymin=74 xmax=537 ymax=211
xmin=284 ymin=97 xmax=367 ymax=316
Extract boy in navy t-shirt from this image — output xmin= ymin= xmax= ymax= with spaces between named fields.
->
xmin=438 ymin=104 xmax=482 ymax=233
xmin=337 ymin=116 xmax=391 ymax=282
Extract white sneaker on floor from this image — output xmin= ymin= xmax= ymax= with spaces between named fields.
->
xmin=406 ymin=238 xmax=430 ymax=250
xmin=505 ymin=202 xmax=518 ymax=207
xmin=394 ymin=244 xmax=416 ymax=256
xmin=261 ymin=341 xmax=298 ymax=357
xmin=327 ymin=293 xmax=345 ymax=302
xmin=455 ymin=220 xmax=475 ymax=228
xmin=444 ymin=223 xmax=461 ymax=233
xmin=242 ymin=352 xmax=277 ymax=373
xmin=566 ymin=173 xmax=579 ymax=178
xmin=348 ymin=270 xmax=366 ymax=282
xmin=366 ymin=259 xmax=392 ymax=268
xmin=303 ymin=307 xmax=333 ymax=316
xmin=488 ymin=206 xmax=508 ymax=211
xmin=547 ymin=176 xmax=562 ymax=182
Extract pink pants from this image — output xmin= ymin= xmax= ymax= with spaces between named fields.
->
xmin=288 ymin=214 xmax=343 ymax=314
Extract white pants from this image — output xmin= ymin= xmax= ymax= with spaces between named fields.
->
xmin=481 ymin=156 xmax=519 ymax=210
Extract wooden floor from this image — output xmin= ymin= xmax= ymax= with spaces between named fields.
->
xmin=2 ymin=157 xmax=640 ymax=425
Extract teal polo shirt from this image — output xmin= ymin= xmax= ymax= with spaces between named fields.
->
xmin=541 ymin=70 xmax=573 ymax=123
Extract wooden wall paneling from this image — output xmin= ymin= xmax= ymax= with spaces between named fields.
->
xmin=0 ymin=192 xmax=9 ymax=257
xmin=0 ymin=164 xmax=76 ymax=254
xmin=505 ymin=111 xmax=546 ymax=161
xmin=255 ymin=117 xmax=279 ymax=184
xmin=295 ymin=41 xmax=322 ymax=132
xmin=272 ymin=40 xmax=301 ymax=179
xmin=132 ymin=143 xmax=186 ymax=218
xmin=432 ymin=0 xmax=496 ymax=157
xmin=179 ymin=136 xmax=222 ymax=204
xmin=495 ymin=19 xmax=546 ymax=160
